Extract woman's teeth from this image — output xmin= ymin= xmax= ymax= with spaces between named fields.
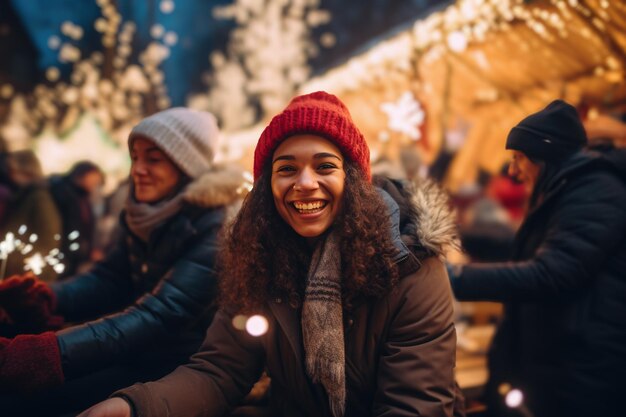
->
xmin=293 ymin=201 xmax=326 ymax=212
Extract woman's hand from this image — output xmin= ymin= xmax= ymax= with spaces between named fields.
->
xmin=77 ymin=397 xmax=132 ymax=417
xmin=0 ymin=273 xmax=63 ymax=336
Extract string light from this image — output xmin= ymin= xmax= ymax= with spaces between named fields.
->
xmin=447 ymin=31 xmax=468 ymax=52
xmin=305 ymin=0 xmax=619 ymax=98
xmin=0 ymin=0 xmax=173 ymax=173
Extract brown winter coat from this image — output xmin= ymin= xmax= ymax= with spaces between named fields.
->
xmin=117 ymin=179 xmax=460 ymax=417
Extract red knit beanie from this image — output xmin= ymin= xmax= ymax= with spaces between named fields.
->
xmin=253 ymin=91 xmax=371 ymax=181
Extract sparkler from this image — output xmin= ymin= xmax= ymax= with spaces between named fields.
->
xmin=0 ymin=225 xmax=79 ymax=280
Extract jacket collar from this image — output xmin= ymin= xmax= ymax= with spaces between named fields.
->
xmin=181 ymin=164 xmax=251 ymax=209
xmin=377 ymin=188 xmax=410 ymax=263
xmin=526 ymin=150 xmax=613 ymax=218
xmin=375 ymin=177 xmax=458 ymax=261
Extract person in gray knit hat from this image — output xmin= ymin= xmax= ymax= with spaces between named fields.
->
xmin=0 ymin=108 xmax=250 ymax=416
xmin=128 ymin=107 xmax=219 ymax=178
xmin=448 ymin=100 xmax=626 ymax=417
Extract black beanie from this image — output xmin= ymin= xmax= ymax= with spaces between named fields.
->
xmin=506 ymin=100 xmax=587 ymax=161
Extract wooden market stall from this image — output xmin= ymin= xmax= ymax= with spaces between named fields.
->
xmin=303 ymin=0 xmax=626 ymax=191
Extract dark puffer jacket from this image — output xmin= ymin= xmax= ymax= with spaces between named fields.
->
xmin=452 ymin=150 xmax=626 ymax=417
xmin=31 ymin=167 xmax=247 ymax=412
xmin=117 ymin=178 xmax=462 ymax=417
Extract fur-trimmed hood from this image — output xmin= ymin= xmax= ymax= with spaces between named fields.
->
xmin=375 ymin=176 xmax=458 ymax=261
xmin=183 ymin=164 xmax=252 ymax=210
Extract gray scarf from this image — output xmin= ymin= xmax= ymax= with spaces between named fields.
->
xmin=124 ymin=186 xmax=185 ymax=242
xmin=302 ymin=231 xmax=345 ymax=417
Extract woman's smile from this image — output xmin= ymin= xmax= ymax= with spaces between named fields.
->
xmin=292 ymin=200 xmax=327 ymax=214
xmin=271 ymin=134 xmax=345 ymax=239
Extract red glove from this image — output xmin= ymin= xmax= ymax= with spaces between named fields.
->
xmin=0 ymin=273 xmax=64 ymax=336
xmin=0 ymin=331 xmax=64 ymax=393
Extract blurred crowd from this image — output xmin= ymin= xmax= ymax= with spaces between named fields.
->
xmin=0 ymin=151 xmax=108 ymax=281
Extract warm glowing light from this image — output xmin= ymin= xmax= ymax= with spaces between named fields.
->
xmin=0 ymin=84 xmax=13 ymax=98
xmin=150 ymin=24 xmax=165 ymax=39
xmin=246 ymin=315 xmax=269 ymax=337
xmin=94 ymin=18 xmax=108 ymax=32
xmin=164 ymin=32 xmax=178 ymax=46
xmin=447 ymin=31 xmax=468 ymax=52
xmin=505 ymin=389 xmax=524 ymax=408
xmin=160 ymin=0 xmax=175 ymax=14
xmin=232 ymin=314 xmax=248 ymax=330
xmin=24 ymin=253 xmax=46 ymax=275
xmin=320 ymin=32 xmax=336 ymax=47
xmin=0 ymin=230 xmax=68 ymax=278
xmin=48 ymin=36 xmax=61 ymax=49
xmin=498 ymin=382 xmax=512 ymax=396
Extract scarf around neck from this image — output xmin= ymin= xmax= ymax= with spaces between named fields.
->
xmin=124 ymin=186 xmax=185 ymax=242
xmin=302 ymin=231 xmax=345 ymax=417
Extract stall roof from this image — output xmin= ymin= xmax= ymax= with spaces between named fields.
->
xmin=303 ymin=0 xmax=626 ymax=189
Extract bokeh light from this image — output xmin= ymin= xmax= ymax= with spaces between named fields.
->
xmin=505 ymin=388 xmax=524 ymax=408
xmin=245 ymin=314 xmax=269 ymax=337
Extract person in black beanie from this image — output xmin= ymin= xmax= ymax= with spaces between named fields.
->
xmin=448 ymin=100 xmax=626 ymax=417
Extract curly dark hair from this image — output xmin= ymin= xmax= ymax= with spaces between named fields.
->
xmin=218 ymin=161 xmax=400 ymax=314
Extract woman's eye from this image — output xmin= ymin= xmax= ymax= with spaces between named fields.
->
xmin=318 ymin=163 xmax=337 ymax=170
xmin=276 ymin=165 xmax=296 ymax=173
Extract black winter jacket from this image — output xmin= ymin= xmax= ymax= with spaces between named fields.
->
xmin=51 ymin=168 xmax=247 ymax=381
xmin=452 ymin=150 xmax=626 ymax=417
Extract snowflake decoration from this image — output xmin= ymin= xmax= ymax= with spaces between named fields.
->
xmin=189 ymin=0 xmax=332 ymax=131
xmin=380 ymin=92 xmax=426 ymax=141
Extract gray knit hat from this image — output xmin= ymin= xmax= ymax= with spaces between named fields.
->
xmin=128 ymin=107 xmax=219 ymax=178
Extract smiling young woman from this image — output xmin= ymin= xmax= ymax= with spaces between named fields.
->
xmin=130 ymin=135 xmax=184 ymax=204
xmin=79 ymin=91 xmax=462 ymax=417
xmin=271 ymin=134 xmax=346 ymax=241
